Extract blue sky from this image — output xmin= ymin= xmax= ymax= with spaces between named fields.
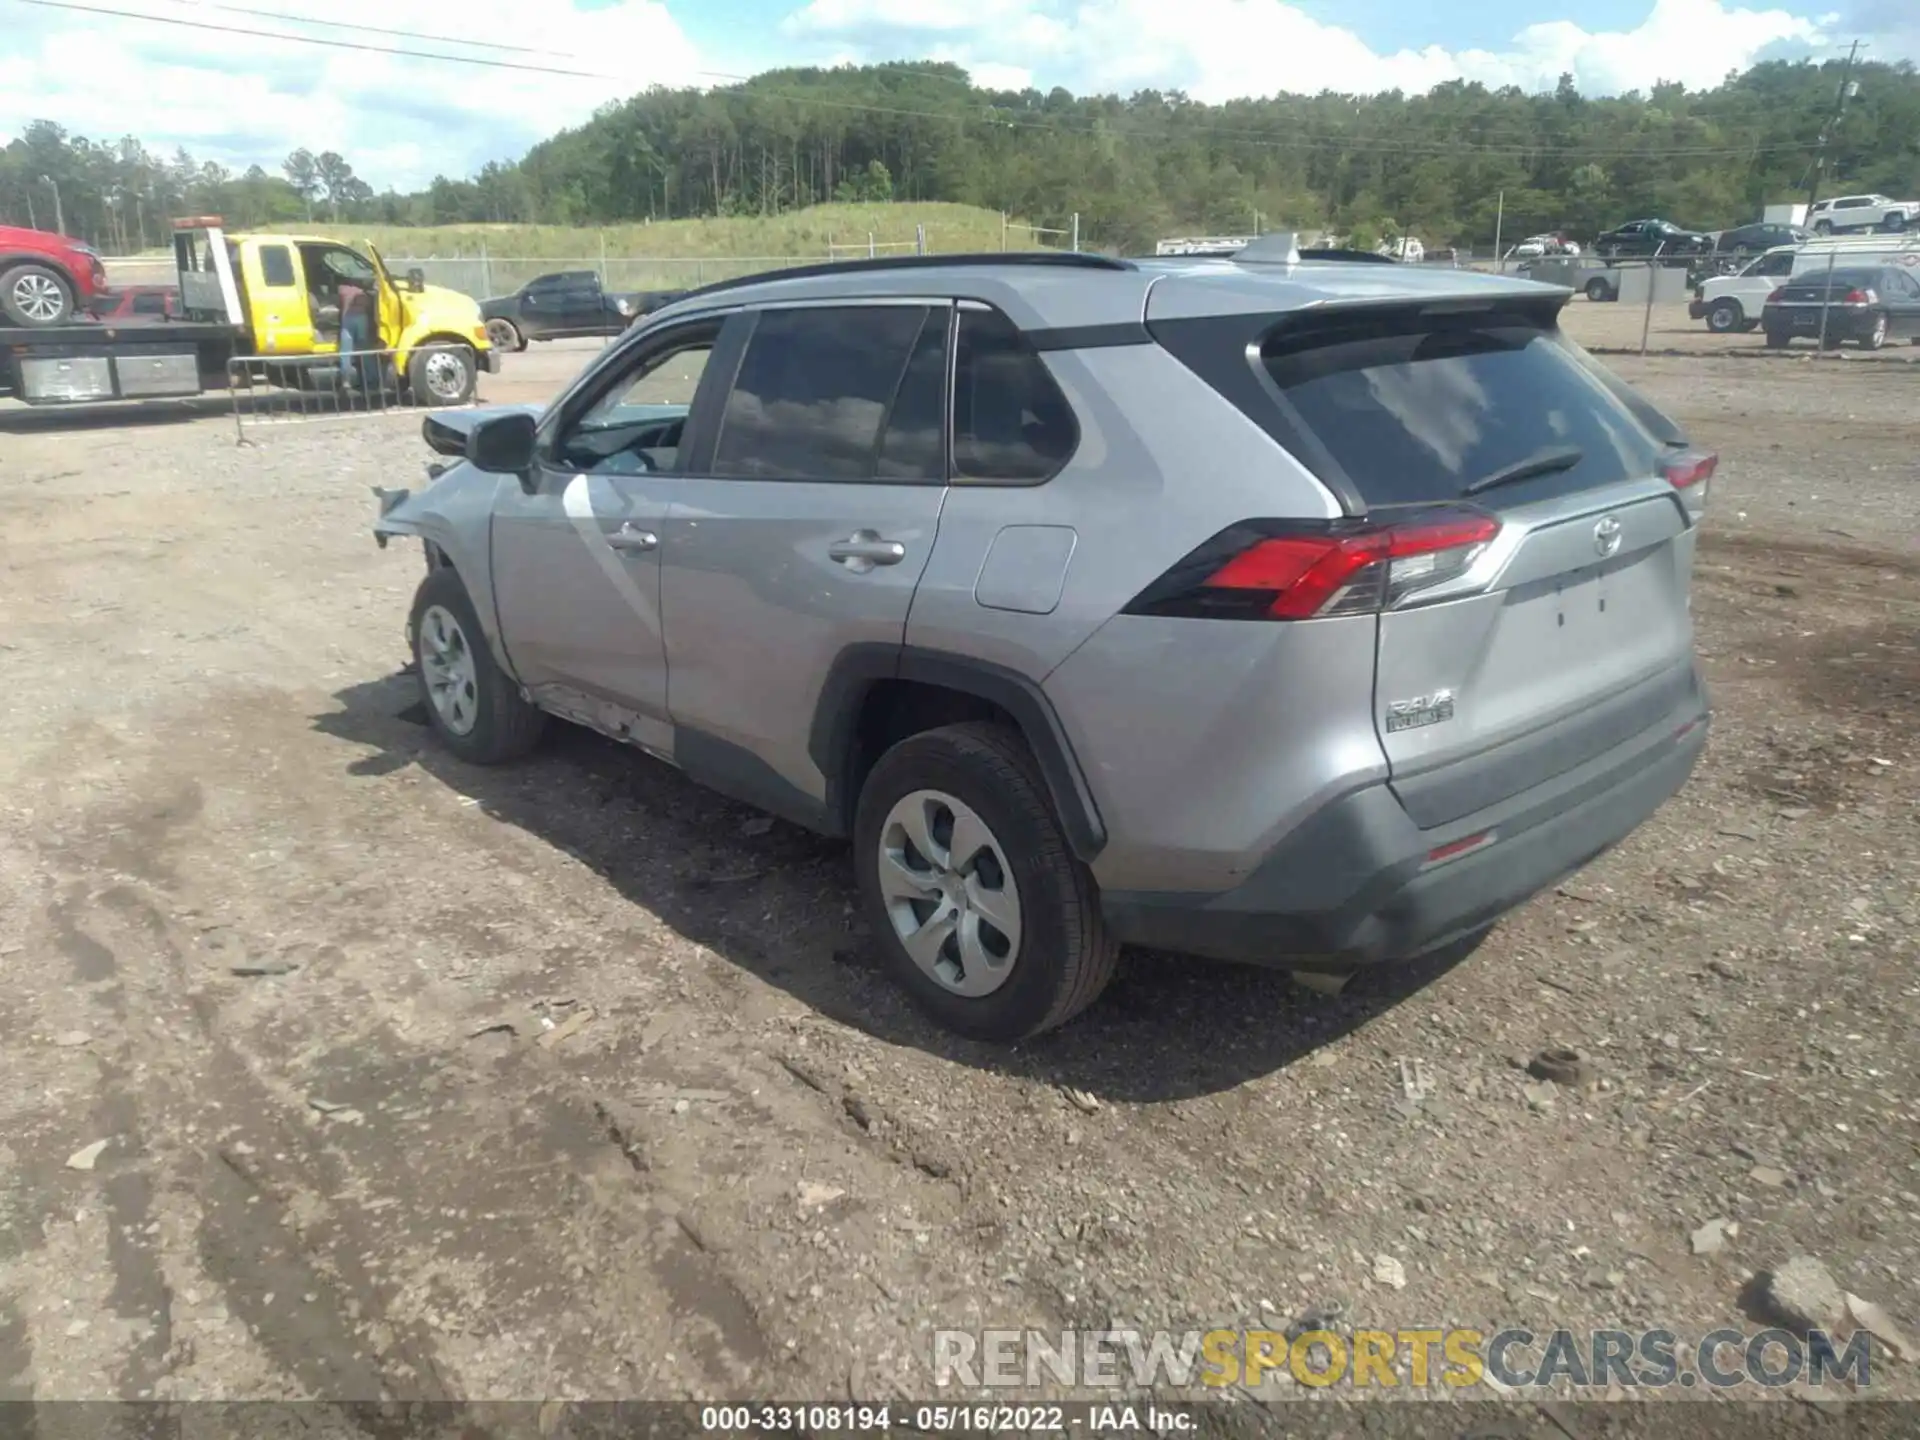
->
xmin=1 ymin=0 xmax=1909 ymax=191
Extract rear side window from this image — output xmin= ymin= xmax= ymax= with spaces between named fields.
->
xmin=952 ymin=307 xmax=1078 ymax=482
xmin=714 ymin=305 xmax=932 ymax=482
xmin=259 ymin=245 xmax=295 ymax=287
xmin=1255 ymin=308 xmax=1670 ymax=509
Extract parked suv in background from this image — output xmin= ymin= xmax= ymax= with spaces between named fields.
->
xmin=0 ymin=223 xmax=107 ymax=326
xmin=375 ymin=249 xmax=1713 ymax=1040
xmin=1807 ymin=195 xmax=1919 ymax=234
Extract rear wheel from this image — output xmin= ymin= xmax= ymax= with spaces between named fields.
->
xmin=1584 ymin=278 xmax=1613 ymax=303
xmin=408 ymin=567 xmax=546 ymax=765
xmin=1 ymin=263 xmax=74 ymax=326
xmin=854 ymin=722 xmax=1118 ymax=1042
xmin=1763 ymin=328 xmax=1790 ymax=348
xmin=1706 ymin=299 xmax=1742 ymax=333
xmin=407 ymin=344 xmax=477 ymax=405
xmin=1859 ymin=313 xmax=1889 ymax=350
xmin=485 ymin=318 xmax=525 ymax=352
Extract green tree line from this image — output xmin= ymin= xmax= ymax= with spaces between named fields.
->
xmin=5 ymin=58 xmax=1918 ymax=253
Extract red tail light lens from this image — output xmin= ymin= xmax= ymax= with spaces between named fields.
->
xmin=1765 ymin=287 xmax=1786 ymax=304
xmin=1125 ymin=509 xmax=1501 ymax=622
xmin=1843 ymin=288 xmax=1875 ymax=305
xmin=1665 ymin=449 xmax=1716 ymax=517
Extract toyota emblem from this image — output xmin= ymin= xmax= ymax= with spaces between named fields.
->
xmin=1593 ymin=515 xmax=1623 ymax=558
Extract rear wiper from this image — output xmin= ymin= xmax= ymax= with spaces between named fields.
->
xmin=1462 ymin=445 xmax=1585 ymax=496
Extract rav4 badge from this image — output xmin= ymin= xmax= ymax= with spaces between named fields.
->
xmin=1385 ymin=689 xmax=1456 ymax=733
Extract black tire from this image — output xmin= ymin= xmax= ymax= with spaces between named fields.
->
xmin=485 ymin=317 xmax=525 ymax=353
xmin=1706 ymin=299 xmax=1742 ymax=333
xmin=1584 ymin=278 xmax=1613 ymax=303
xmin=854 ymin=722 xmax=1118 ymax=1042
xmin=1 ymin=262 xmax=75 ymax=326
xmin=407 ymin=567 xmax=546 ymax=765
xmin=1883 ymin=214 xmax=1907 ymax=233
xmin=407 ymin=344 xmax=477 ymax=406
xmin=1812 ymin=220 xmax=1832 ymax=236
xmin=1858 ymin=314 xmax=1889 ymax=350
xmin=1763 ymin=328 xmax=1790 ymax=349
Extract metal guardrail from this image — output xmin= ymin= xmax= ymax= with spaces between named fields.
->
xmin=226 ymin=346 xmax=475 ymax=441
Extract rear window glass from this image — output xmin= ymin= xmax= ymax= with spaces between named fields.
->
xmin=259 ymin=245 xmax=296 ymax=287
xmin=1257 ymin=308 xmax=1670 ymax=508
xmin=1801 ymin=268 xmax=1882 ymax=287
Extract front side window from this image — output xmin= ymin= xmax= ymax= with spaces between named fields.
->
xmin=553 ymin=326 xmax=715 ymax=475
xmin=316 ymin=247 xmax=374 ymax=286
xmin=713 ymin=305 xmax=934 ymax=482
xmin=951 ymin=307 xmax=1078 ymax=483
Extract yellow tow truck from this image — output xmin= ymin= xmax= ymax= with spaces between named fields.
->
xmin=1 ymin=217 xmax=496 ymax=407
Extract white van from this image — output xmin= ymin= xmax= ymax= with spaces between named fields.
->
xmin=1690 ymin=246 xmax=1797 ymax=332
xmin=1791 ymin=233 xmax=1920 ymax=277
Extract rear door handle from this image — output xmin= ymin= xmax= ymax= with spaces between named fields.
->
xmin=607 ymin=522 xmax=657 ymax=553
xmin=828 ymin=531 xmax=906 ymax=566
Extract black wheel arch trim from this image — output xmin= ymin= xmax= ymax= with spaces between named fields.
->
xmin=810 ymin=642 xmax=1109 ymax=861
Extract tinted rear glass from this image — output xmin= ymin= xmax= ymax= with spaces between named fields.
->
xmin=1258 ymin=308 xmax=1670 ymax=508
xmin=1795 ymin=268 xmax=1882 ymax=288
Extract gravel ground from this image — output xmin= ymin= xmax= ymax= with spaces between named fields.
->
xmin=0 ymin=340 xmax=1916 ymax=1429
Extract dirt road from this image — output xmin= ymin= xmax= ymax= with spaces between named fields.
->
xmin=1 ymin=339 xmax=1916 ymax=1415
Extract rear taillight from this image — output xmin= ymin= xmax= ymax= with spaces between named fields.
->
xmin=1665 ymin=449 xmax=1716 ymax=518
xmin=1124 ymin=509 xmax=1501 ymax=621
xmin=1765 ymin=287 xmax=1787 ymax=304
xmin=1843 ymin=288 xmax=1875 ymax=305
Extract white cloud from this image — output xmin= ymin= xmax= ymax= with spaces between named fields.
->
xmin=0 ymin=0 xmax=708 ymax=190
xmin=781 ymin=0 xmax=1833 ymax=99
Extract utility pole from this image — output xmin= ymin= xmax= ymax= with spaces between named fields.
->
xmin=1804 ymin=41 xmax=1866 ymax=213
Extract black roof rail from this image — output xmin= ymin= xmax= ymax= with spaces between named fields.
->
xmin=673 ymin=250 xmax=1134 ymax=304
xmin=1299 ymin=248 xmax=1400 ymax=265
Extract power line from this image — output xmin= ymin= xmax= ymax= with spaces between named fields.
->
xmin=10 ymin=0 xmax=1824 ymax=160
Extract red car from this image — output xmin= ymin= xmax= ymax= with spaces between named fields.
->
xmin=0 ymin=224 xmax=108 ymax=327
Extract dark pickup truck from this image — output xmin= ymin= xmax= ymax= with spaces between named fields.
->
xmin=480 ymin=270 xmax=686 ymax=350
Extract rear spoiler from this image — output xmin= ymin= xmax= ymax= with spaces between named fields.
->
xmin=1233 ymin=232 xmax=1403 ymax=267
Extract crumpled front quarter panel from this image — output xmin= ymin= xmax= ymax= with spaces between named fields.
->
xmin=374 ymin=461 xmax=513 ymax=669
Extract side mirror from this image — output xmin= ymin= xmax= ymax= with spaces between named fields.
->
xmin=466 ymin=412 xmax=537 ymax=483
xmin=407 ymin=268 xmax=426 ymax=293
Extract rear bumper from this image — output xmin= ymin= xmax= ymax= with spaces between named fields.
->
xmin=1101 ymin=669 xmax=1709 ymax=968
xmin=1767 ymin=307 xmax=1877 ymax=340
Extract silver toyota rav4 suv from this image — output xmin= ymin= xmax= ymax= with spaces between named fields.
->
xmin=374 ymin=242 xmax=1713 ymax=1041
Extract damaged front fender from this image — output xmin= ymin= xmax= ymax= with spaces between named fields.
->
xmin=370 ymin=455 xmax=516 ymax=674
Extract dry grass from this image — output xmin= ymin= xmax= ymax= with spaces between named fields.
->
xmin=306 ymin=202 xmax=1046 ymax=261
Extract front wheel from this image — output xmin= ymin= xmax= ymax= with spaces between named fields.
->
xmin=407 ymin=344 xmax=477 ymax=406
xmin=1706 ymin=299 xmax=1742 ymax=333
xmin=408 ymin=567 xmax=546 ymax=765
xmin=1585 ymin=278 xmax=1613 ymax=303
xmin=0 ymin=263 xmax=74 ymax=326
xmin=1859 ymin=314 xmax=1889 ymax=350
xmin=1812 ymin=220 xmax=1833 ymax=236
xmin=1883 ymin=213 xmax=1907 ymax=233
xmin=854 ymin=722 xmax=1118 ymax=1042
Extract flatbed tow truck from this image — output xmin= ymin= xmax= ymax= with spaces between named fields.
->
xmin=0 ymin=218 xmax=495 ymax=409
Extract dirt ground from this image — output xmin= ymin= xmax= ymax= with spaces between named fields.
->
xmin=0 ymin=328 xmax=1915 ymax=1421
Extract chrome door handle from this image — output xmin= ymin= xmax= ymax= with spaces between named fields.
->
xmin=828 ymin=531 xmax=906 ymax=566
xmin=607 ymin=523 xmax=657 ymax=553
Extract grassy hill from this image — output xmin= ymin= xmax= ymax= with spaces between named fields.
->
xmin=99 ymin=202 xmax=1062 ymax=296
xmin=302 ymin=202 xmax=1057 ymax=296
